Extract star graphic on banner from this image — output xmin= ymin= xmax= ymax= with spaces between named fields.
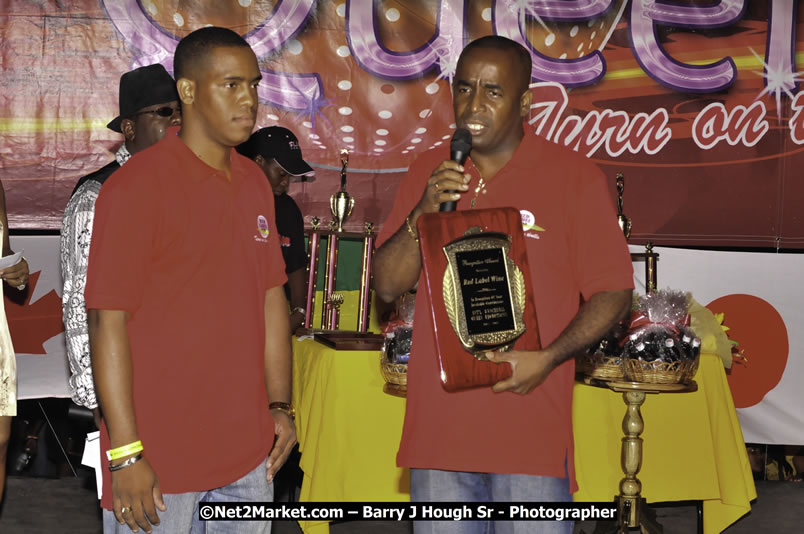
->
xmin=751 ymin=47 xmax=804 ymax=122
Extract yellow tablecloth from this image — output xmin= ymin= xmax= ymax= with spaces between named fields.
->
xmin=292 ymin=339 xmax=755 ymax=534
xmin=292 ymin=337 xmax=409 ymax=534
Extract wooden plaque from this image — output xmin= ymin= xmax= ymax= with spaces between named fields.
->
xmin=417 ymin=207 xmax=541 ymax=392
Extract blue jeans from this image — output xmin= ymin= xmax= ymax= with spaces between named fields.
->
xmin=103 ymin=457 xmax=273 ymax=534
xmin=410 ymin=468 xmax=573 ymax=534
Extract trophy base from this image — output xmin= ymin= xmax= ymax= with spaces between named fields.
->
xmin=314 ymin=331 xmax=384 ymax=351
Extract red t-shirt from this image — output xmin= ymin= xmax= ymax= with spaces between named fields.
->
xmin=85 ymin=128 xmax=287 ymax=508
xmin=377 ymin=127 xmax=634 ymax=491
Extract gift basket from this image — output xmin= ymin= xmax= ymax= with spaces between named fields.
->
xmin=621 ymin=289 xmax=701 ymax=384
xmin=380 ymin=291 xmax=415 ymax=390
xmin=578 ymin=289 xmax=701 ymax=385
xmin=576 ymin=321 xmax=628 ymax=380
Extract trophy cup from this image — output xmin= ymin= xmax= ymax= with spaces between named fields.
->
xmin=616 ymin=173 xmax=632 ymax=239
xmin=614 ymin=173 xmax=660 ymax=293
xmin=329 ymin=149 xmax=354 ymax=232
xmin=325 ymin=292 xmax=344 ymax=330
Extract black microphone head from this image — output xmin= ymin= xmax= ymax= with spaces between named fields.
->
xmin=442 ymin=128 xmax=472 ymax=211
xmin=450 ymin=128 xmax=472 ymax=159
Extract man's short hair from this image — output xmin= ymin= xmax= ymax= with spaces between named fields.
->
xmin=457 ymin=36 xmax=532 ymax=94
xmin=174 ymin=26 xmax=252 ymax=81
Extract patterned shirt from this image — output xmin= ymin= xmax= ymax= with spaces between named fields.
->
xmin=60 ymin=144 xmax=130 ymax=409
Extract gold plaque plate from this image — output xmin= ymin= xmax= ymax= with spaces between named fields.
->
xmin=442 ymin=231 xmax=527 ymax=358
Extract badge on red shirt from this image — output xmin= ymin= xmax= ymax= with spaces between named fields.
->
xmin=257 ymin=215 xmax=270 ymax=238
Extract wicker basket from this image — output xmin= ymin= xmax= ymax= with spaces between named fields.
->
xmin=623 ymin=358 xmax=696 ymax=385
xmin=681 ymin=356 xmax=700 ymax=383
xmin=577 ymin=353 xmax=625 ymax=381
xmin=380 ymin=360 xmax=408 ymax=387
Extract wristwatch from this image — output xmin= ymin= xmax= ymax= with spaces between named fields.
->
xmin=290 ymin=306 xmax=306 ymax=316
xmin=269 ymin=401 xmax=296 ymax=420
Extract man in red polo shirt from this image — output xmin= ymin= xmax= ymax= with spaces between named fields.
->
xmin=374 ymin=36 xmax=634 ymax=534
xmin=86 ymin=27 xmax=295 ymax=534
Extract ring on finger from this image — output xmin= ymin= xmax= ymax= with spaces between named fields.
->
xmin=433 ymin=183 xmax=440 ymax=191
xmin=120 ymin=506 xmax=130 ymax=515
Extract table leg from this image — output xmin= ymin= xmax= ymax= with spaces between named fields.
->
xmin=618 ymin=391 xmax=645 ymax=531
xmin=616 ymin=390 xmax=663 ymax=534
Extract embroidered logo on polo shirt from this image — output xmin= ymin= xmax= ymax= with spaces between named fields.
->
xmin=257 ymin=215 xmax=270 ymax=238
xmin=520 ymin=210 xmax=546 ymax=240
xmin=279 ymin=235 xmax=291 ymax=248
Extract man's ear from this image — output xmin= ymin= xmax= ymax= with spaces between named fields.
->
xmin=254 ymin=154 xmax=266 ymax=167
xmin=176 ymin=77 xmax=195 ymax=106
xmin=120 ymin=118 xmax=136 ymax=143
xmin=519 ymin=87 xmax=532 ymax=118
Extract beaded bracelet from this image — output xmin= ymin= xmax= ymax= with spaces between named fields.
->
xmin=106 ymin=440 xmax=143 ymax=461
xmin=108 ymin=453 xmax=143 ymax=472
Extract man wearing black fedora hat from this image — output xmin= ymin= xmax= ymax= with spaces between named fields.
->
xmin=237 ymin=126 xmax=315 ymax=334
xmin=60 ymin=63 xmax=181 ymax=415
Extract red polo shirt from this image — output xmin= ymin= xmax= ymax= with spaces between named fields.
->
xmin=377 ymin=127 xmax=634 ymax=491
xmin=86 ymin=128 xmax=287 ymax=508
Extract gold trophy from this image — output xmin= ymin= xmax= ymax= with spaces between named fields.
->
xmin=329 ymin=149 xmax=354 ymax=232
xmin=325 ymin=292 xmax=344 ymax=330
xmin=616 ymin=172 xmax=632 ymax=239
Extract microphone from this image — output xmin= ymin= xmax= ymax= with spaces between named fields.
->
xmin=439 ymin=128 xmax=472 ymax=212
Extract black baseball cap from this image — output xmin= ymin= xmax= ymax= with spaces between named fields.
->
xmin=237 ymin=127 xmax=315 ymax=181
xmin=106 ymin=64 xmax=179 ymax=133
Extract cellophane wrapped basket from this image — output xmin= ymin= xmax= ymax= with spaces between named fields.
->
xmin=621 ymin=289 xmax=701 ymax=384
xmin=577 ymin=321 xmax=627 ymax=381
xmin=380 ymin=292 xmax=415 ymax=387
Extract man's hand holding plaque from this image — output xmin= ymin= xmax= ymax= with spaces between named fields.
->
xmin=485 ymin=349 xmax=557 ymax=395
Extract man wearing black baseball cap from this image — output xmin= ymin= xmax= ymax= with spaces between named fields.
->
xmin=237 ymin=126 xmax=315 ymax=334
xmin=61 ymin=63 xmax=181 ymax=415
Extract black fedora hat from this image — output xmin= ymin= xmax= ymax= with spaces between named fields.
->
xmin=106 ymin=64 xmax=179 ymax=133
